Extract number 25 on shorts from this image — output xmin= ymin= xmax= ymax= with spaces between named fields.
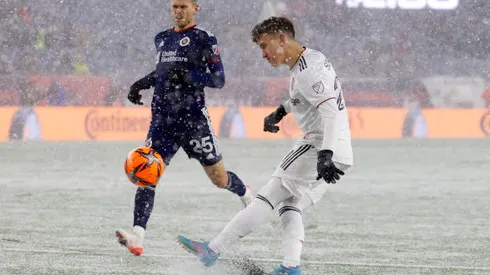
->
xmin=189 ymin=136 xmax=214 ymax=153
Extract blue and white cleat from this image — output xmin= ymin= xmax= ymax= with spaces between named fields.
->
xmin=177 ymin=235 xmax=220 ymax=266
xmin=269 ymin=264 xmax=301 ymax=275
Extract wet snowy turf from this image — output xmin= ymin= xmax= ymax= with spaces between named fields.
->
xmin=1 ymin=139 xmax=489 ymax=275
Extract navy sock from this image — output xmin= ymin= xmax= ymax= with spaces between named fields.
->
xmin=133 ymin=187 xmax=155 ymax=229
xmin=226 ymin=171 xmax=246 ymax=197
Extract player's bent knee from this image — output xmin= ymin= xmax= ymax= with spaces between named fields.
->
xmin=278 ymin=205 xmax=301 ymax=217
xmin=256 ymin=177 xmax=291 ymax=209
xmin=256 ymin=194 xmax=275 ymax=210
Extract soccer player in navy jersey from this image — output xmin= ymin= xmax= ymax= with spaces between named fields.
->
xmin=115 ymin=0 xmax=253 ymax=256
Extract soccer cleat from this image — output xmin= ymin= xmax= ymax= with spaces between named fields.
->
xmin=269 ymin=264 xmax=301 ymax=275
xmin=240 ymin=185 xmax=254 ymax=208
xmin=177 ymin=235 xmax=220 ymax=266
xmin=115 ymin=227 xmax=145 ymax=256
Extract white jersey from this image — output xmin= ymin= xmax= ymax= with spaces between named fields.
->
xmin=282 ymin=48 xmax=353 ymax=165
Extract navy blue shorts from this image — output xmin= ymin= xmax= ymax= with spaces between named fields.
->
xmin=145 ymin=107 xmax=222 ymax=166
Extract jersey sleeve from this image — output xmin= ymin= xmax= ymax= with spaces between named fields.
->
xmin=189 ymin=33 xmax=225 ymax=89
xmin=154 ymin=31 xmax=166 ymax=51
xmin=295 ymin=61 xmax=338 ymax=109
xmin=204 ymin=35 xmax=222 ymax=64
xmin=154 ymin=31 xmax=167 ymax=65
xmin=282 ymin=98 xmax=292 ymax=113
xmin=203 ymin=35 xmax=225 ymax=88
xmin=297 ymin=60 xmax=341 ymax=152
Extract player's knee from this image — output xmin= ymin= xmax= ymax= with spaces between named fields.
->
xmin=279 ymin=205 xmax=301 ymax=218
xmin=256 ymin=177 xmax=287 ymax=209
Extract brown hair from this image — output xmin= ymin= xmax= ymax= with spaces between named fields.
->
xmin=251 ymin=16 xmax=295 ymax=43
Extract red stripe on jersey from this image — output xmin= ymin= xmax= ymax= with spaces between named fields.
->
xmin=208 ymin=59 xmax=221 ymax=63
xmin=316 ymin=97 xmax=336 ymax=109
xmin=172 ymin=24 xmax=197 ymax=32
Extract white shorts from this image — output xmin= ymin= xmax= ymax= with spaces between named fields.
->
xmin=257 ymin=168 xmax=350 ymax=215
xmin=271 ymin=138 xmax=352 ymax=202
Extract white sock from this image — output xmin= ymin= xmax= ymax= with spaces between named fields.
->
xmin=133 ymin=225 xmax=145 ymax=243
xmin=209 ymin=198 xmax=273 ymax=253
xmin=279 ymin=208 xmax=304 ymax=268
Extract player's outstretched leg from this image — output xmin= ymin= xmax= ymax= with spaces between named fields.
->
xmin=177 ymin=236 xmax=220 ymax=266
xmin=177 ymin=197 xmax=271 ymax=267
xmin=177 ymin=177 xmax=291 ymax=266
xmin=116 ymin=187 xmax=155 ymax=256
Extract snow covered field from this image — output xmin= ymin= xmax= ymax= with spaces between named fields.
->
xmin=1 ymin=139 xmax=489 ymax=274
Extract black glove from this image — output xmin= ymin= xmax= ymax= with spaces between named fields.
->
xmin=128 ymin=71 xmax=156 ymax=105
xmin=316 ymin=150 xmax=345 ymax=184
xmin=128 ymin=85 xmax=143 ymax=105
xmin=264 ymin=104 xmax=287 ymax=133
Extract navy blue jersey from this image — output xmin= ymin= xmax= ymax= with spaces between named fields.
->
xmin=144 ymin=25 xmax=224 ymax=166
xmin=152 ymin=25 xmax=224 ymax=118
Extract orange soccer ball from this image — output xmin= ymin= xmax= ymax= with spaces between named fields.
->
xmin=124 ymin=147 xmax=165 ymax=187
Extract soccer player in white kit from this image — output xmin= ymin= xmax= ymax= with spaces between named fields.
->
xmin=177 ymin=16 xmax=353 ymax=275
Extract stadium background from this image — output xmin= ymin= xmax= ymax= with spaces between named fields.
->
xmin=1 ymin=0 xmax=489 ymax=141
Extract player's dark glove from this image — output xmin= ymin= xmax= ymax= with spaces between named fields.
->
xmin=316 ymin=150 xmax=345 ymax=184
xmin=128 ymin=71 xmax=156 ymax=105
xmin=128 ymin=85 xmax=143 ymax=105
xmin=264 ymin=104 xmax=287 ymax=133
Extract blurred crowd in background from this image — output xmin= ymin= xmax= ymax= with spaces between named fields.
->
xmin=1 ymin=0 xmax=489 ymax=107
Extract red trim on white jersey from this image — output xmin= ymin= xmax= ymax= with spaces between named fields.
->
xmin=316 ymin=97 xmax=336 ymax=109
